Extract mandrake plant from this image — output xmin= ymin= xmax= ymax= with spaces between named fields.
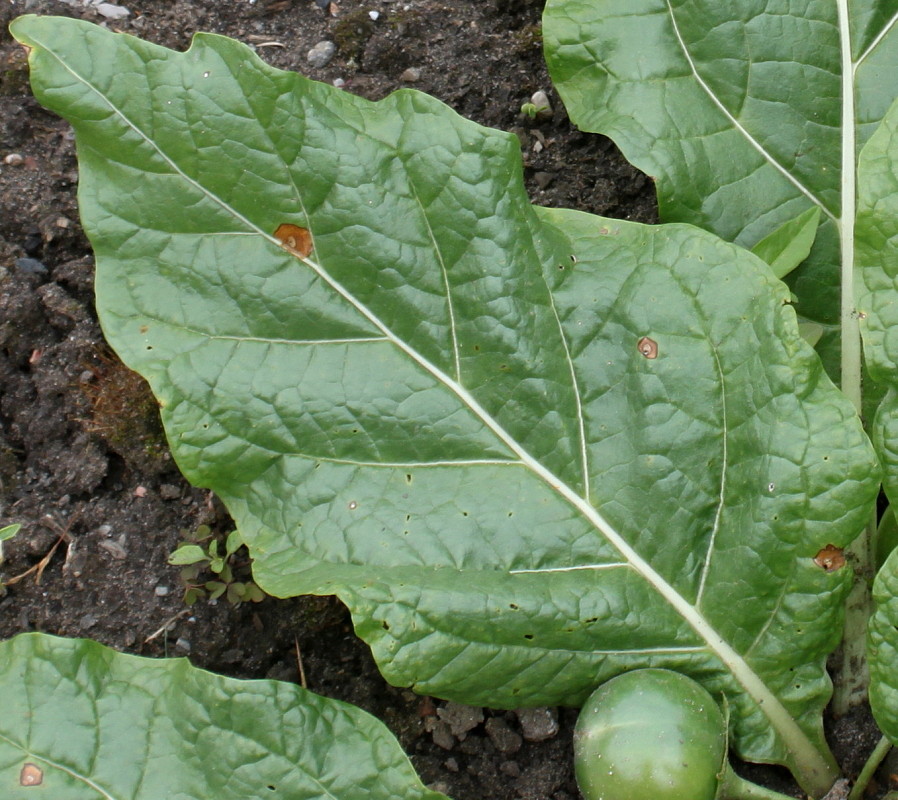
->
xmin=5 ymin=4 xmax=898 ymax=798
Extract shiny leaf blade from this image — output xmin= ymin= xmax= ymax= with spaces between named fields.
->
xmin=10 ymin=16 xmax=881 ymax=793
xmin=0 ymin=633 xmax=447 ymax=800
xmin=858 ymin=98 xmax=898 ymax=508
xmin=543 ymin=1 xmax=898 ymax=359
xmin=751 ymin=206 xmax=822 ymax=280
xmin=869 ymin=548 xmax=898 ymax=744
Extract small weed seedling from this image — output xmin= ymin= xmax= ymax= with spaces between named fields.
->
xmin=168 ymin=526 xmax=265 ymax=606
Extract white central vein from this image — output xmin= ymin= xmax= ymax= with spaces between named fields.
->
xmin=696 ymin=346 xmax=727 ymax=607
xmin=839 ymin=0 xmax=861 ymax=410
xmin=664 ymin=0 xmax=835 ymax=222
xmin=43 ymin=34 xmax=818 ymax=766
xmin=510 ymin=562 xmax=627 ymax=574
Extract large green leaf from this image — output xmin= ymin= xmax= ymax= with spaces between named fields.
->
xmin=10 ymin=16 xmax=880 ymax=794
xmin=856 ymin=78 xmax=898 ymax=743
xmin=542 ymin=1 xmax=898 ymax=312
xmin=543 ymin=0 xmax=898 ymax=721
xmin=543 ymin=1 xmax=898 ymax=396
xmin=0 ymin=633 xmax=447 ymax=800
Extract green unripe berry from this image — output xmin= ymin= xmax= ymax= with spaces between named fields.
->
xmin=574 ymin=669 xmax=727 ymax=800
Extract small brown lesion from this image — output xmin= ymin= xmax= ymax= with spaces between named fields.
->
xmin=637 ymin=336 xmax=658 ymax=359
xmin=20 ymin=763 xmax=43 ymax=787
xmin=813 ymin=544 xmax=845 ymax=572
xmin=273 ymin=223 xmax=313 ymax=258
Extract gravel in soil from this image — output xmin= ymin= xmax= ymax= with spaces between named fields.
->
xmin=0 ymin=1 xmax=883 ymax=798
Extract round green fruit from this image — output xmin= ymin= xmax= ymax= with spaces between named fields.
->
xmin=574 ymin=669 xmax=727 ymax=800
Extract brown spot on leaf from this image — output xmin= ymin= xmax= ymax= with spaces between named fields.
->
xmin=20 ymin=764 xmax=43 ymax=786
xmin=637 ymin=336 xmax=658 ymax=359
xmin=274 ymin=223 xmax=313 ymax=258
xmin=813 ymin=545 xmax=845 ymax=572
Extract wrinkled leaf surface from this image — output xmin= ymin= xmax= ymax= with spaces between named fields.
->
xmin=869 ymin=548 xmax=898 ymax=744
xmin=544 ymin=1 xmax=898 ymax=330
xmin=0 ymin=633 xmax=447 ymax=800
xmin=10 ymin=16 xmax=880 ymax=791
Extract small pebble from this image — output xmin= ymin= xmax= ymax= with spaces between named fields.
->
xmin=95 ymin=2 xmax=130 ymax=19
xmin=485 ymin=716 xmax=523 ymax=754
xmin=98 ymin=538 xmax=127 ymax=560
xmin=500 ymin=760 xmax=522 ymax=778
xmin=515 ymin=707 xmax=559 ymax=741
xmin=437 ymin=702 xmax=484 ymax=739
xmin=307 ymin=40 xmax=336 ymax=68
xmin=79 ymin=613 xmax=98 ymax=628
xmin=428 ymin=719 xmax=456 ymax=750
xmin=3 ymin=153 xmax=24 ymax=166
xmin=154 ymin=585 xmax=170 ymax=597
xmin=368 ymin=10 xmax=379 ymax=20
xmin=534 ymin=172 xmax=555 ymax=190
xmin=175 ymin=637 xmax=191 ymax=652
xmin=15 ymin=257 xmax=47 ymax=275
xmin=159 ymin=483 xmax=181 ymax=500
xmin=400 ymin=67 xmax=421 ymax=82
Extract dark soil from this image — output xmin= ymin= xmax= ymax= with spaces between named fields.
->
xmin=0 ymin=1 xmax=883 ymax=798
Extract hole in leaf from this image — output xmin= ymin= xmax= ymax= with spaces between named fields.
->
xmin=523 ymin=633 xmax=534 ymax=640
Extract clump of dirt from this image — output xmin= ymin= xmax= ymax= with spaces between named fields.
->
xmin=0 ymin=1 xmax=880 ymax=798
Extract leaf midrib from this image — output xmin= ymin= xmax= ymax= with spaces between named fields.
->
xmin=35 ymin=26 xmax=829 ymax=782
